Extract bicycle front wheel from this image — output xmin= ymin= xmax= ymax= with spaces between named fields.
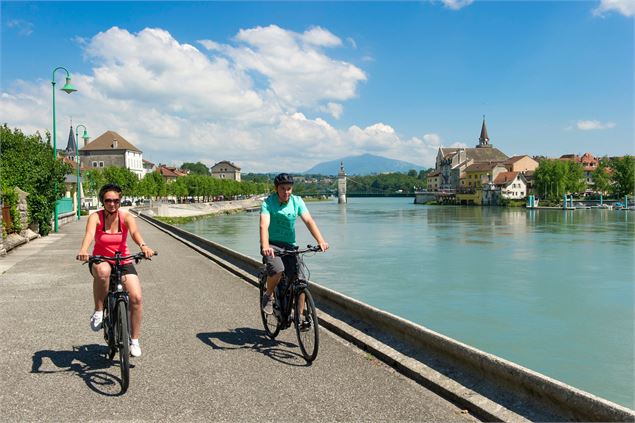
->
xmin=117 ymin=301 xmax=130 ymax=393
xmin=104 ymin=297 xmax=116 ymax=360
xmin=294 ymin=287 xmax=319 ymax=363
xmin=259 ymin=273 xmax=280 ymax=339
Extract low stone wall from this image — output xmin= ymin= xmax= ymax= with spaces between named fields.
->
xmin=1 ymin=188 xmax=41 ymax=256
xmin=136 ymin=210 xmax=634 ymax=422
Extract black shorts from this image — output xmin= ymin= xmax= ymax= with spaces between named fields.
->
xmin=88 ymin=261 xmax=138 ymax=277
xmin=261 ymin=242 xmax=302 ymax=280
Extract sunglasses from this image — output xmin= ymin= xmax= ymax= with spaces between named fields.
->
xmin=103 ymin=199 xmax=121 ymax=204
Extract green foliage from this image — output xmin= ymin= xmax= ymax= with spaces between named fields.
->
xmin=83 ymin=169 xmax=106 ymax=197
xmin=534 ymin=159 xmax=585 ymax=201
xmin=134 ymin=172 xmax=267 ymax=201
xmin=181 ymin=162 xmax=210 ymax=176
xmin=592 ymin=161 xmax=612 ymax=195
xmin=27 ymin=193 xmax=51 ymax=235
xmin=102 ymin=166 xmax=139 ymax=195
xmin=0 ymin=124 xmax=70 ymax=235
xmin=137 ymin=171 xmax=166 ymax=198
xmin=346 ymin=172 xmax=428 ymax=195
xmin=242 ymin=173 xmax=273 ymax=184
xmin=1 ymin=185 xmax=22 ymax=234
xmin=608 ymin=156 xmax=635 ymax=198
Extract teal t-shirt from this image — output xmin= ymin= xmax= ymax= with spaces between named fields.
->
xmin=260 ymin=193 xmax=308 ymax=245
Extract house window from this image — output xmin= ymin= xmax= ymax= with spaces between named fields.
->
xmin=99 ymin=161 xmax=104 ymax=168
xmin=92 ymin=161 xmax=98 ymax=167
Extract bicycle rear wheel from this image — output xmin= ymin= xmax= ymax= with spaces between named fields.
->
xmin=117 ymin=301 xmax=130 ymax=393
xmin=259 ymin=273 xmax=280 ymax=339
xmin=294 ymin=287 xmax=319 ymax=362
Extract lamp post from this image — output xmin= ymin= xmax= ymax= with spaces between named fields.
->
xmin=52 ymin=66 xmax=77 ymax=232
xmin=75 ymin=124 xmax=89 ymax=220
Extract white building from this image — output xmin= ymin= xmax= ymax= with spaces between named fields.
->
xmin=80 ymin=131 xmax=144 ymax=178
xmin=211 ymin=161 xmax=241 ymax=181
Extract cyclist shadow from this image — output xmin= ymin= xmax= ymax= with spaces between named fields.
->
xmin=197 ymin=327 xmax=309 ymax=367
xmin=31 ymin=344 xmax=130 ymax=396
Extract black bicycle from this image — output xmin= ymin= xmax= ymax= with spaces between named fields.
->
xmin=87 ymin=251 xmax=155 ymax=393
xmin=259 ymin=245 xmax=322 ymax=362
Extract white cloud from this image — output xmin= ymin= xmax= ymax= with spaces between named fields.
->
xmin=593 ymin=0 xmax=635 ymax=17
xmin=225 ymin=25 xmax=367 ymax=108
xmin=440 ymin=0 xmax=474 ymax=11
xmin=7 ymin=19 xmax=34 ymax=36
xmin=576 ymin=120 xmax=616 ymax=130
xmin=319 ymin=102 xmax=343 ymax=119
xmin=0 ymin=25 xmax=440 ymax=172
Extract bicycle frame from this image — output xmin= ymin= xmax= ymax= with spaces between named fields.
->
xmin=270 ymin=246 xmax=320 ymax=329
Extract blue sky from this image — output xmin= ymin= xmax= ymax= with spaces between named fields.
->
xmin=1 ymin=1 xmax=633 ymax=172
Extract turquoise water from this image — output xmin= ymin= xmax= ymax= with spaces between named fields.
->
xmin=177 ymin=197 xmax=635 ymax=408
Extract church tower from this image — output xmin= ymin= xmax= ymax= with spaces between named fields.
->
xmin=64 ymin=125 xmax=77 ymax=157
xmin=477 ymin=115 xmax=492 ymax=148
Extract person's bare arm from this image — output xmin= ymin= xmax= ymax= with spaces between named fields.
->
xmin=125 ymin=212 xmax=154 ymax=258
xmin=260 ymin=213 xmax=274 ymax=256
xmin=300 ymin=212 xmax=329 ymax=252
xmin=76 ymin=212 xmax=99 ymax=261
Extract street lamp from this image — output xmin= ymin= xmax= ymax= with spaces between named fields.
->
xmin=75 ymin=124 xmax=89 ymax=220
xmin=52 ymin=66 xmax=77 ymax=232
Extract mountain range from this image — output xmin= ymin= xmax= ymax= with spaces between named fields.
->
xmin=304 ymin=153 xmax=426 ymax=176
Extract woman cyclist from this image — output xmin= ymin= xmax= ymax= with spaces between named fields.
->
xmin=76 ymin=184 xmax=154 ymax=357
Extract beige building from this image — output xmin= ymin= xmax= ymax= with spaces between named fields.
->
xmin=80 ymin=131 xmax=144 ymax=177
xmin=211 ymin=161 xmax=241 ymax=181
xmin=426 ymin=171 xmax=441 ymax=191
xmin=503 ymin=155 xmax=539 ymax=173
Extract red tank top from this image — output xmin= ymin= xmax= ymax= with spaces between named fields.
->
xmin=93 ymin=210 xmax=131 ymax=264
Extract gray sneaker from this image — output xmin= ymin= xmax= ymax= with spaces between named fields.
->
xmin=261 ymin=292 xmax=274 ymax=315
xmin=90 ymin=311 xmax=103 ymax=332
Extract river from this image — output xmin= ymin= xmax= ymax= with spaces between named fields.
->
xmin=176 ymin=197 xmax=635 ymax=408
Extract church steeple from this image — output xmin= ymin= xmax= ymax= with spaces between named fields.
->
xmin=65 ymin=125 xmax=77 ymax=156
xmin=477 ymin=115 xmax=491 ymax=148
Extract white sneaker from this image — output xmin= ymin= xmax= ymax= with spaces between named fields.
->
xmin=90 ymin=311 xmax=103 ymax=332
xmin=130 ymin=343 xmax=142 ymax=357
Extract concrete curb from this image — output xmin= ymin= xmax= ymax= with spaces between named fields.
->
xmin=135 ymin=211 xmax=635 ymax=422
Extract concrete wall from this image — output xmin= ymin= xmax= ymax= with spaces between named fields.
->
xmin=135 ymin=210 xmax=635 ymax=422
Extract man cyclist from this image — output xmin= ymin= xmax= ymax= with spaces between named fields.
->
xmin=260 ymin=173 xmax=329 ymax=321
xmin=76 ymin=183 xmax=154 ymax=357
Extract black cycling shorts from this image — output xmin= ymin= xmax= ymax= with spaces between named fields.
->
xmin=88 ymin=261 xmax=138 ymax=277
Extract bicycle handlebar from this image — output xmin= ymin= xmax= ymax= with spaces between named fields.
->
xmin=87 ymin=251 xmax=158 ymax=264
xmin=274 ymin=245 xmax=322 ymax=257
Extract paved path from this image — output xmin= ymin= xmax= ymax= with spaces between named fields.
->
xmin=1 ymin=218 xmax=479 ymax=422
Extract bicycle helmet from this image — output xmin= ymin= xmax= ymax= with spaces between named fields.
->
xmin=274 ymin=173 xmax=294 ymax=186
xmin=99 ymin=183 xmax=123 ymax=202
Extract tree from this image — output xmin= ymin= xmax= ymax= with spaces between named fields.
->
xmin=101 ymin=166 xmax=139 ymax=196
xmin=83 ymin=169 xmax=106 ymax=198
xmin=407 ymin=169 xmax=418 ymax=178
xmin=535 ymin=159 xmax=585 ymax=201
xmin=591 ymin=161 xmax=611 ymax=195
xmin=181 ymin=162 xmax=210 ymax=176
xmin=138 ymin=171 xmax=165 ymax=199
xmin=0 ymin=125 xmax=70 ymax=235
xmin=609 ymin=156 xmax=635 ymax=198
